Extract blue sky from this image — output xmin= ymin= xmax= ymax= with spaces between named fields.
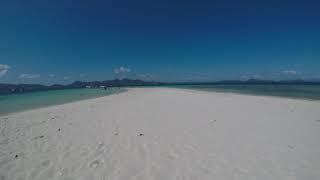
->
xmin=0 ymin=0 xmax=319 ymax=84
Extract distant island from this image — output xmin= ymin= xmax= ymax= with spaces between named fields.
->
xmin=0 ymin=79 xmax=163 ymax=95
xmin=0 ymin=78 xmax=320 ymax=95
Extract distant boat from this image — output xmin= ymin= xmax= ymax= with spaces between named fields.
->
xmin=99 ymin=85 xmax=108 ymax=90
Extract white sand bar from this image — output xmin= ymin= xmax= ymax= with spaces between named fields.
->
xmin=1 ymin=88 xmax=320 ymax=180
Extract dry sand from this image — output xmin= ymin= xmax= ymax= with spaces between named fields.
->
xmin=1 ymin=88 xmax=320 ymax=180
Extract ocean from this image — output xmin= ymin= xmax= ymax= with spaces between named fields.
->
xmin=1 ymin=85 xmax=320 ymax=116
xmin=0 ymin=88 xmax=124 ymax=116
xmin=172 ymin=84 xmax=320 ymax=100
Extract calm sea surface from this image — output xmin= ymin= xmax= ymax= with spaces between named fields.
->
xmin=1 ymin=85 xmax=319 ymax=116
xmin=171 ymin=84 xmax=320 ymax=100
xmin=0 ymin=88 xmax=124 ymax=116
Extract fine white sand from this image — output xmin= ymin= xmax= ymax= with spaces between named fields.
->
xmin=1 ymin=88 xmax=320 ymax=180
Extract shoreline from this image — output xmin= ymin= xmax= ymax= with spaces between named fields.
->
xmin=167 ymin=85 xmax=320 ymax=101
xmin=0 ymin=88 xmax=126 ymax=117
xmin=1 ymin=86 xmax=320 ymax=117
xmin=171 ymin=87 xmax=320 ymax=102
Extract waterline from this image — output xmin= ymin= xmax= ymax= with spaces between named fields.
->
xmin=169 ymin=84 xmax=320 ymax=100
xmin=0 ymin=88 xmax=125 ymax=116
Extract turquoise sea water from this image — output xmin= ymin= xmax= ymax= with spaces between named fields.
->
xmin=0 ymin=88 xmax=124 ymax=116
xmin=1 ymin=85 xmax=319 ymax=116
xmin=172 ymin=84 xmax=320 ymax=100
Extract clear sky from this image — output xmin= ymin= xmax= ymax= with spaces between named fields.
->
xmin=0 ymin=0 xmax=319 ymax=84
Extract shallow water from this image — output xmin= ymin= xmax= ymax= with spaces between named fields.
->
xmin=0 ymin=88 xmax=124 ymax=116
xmin=1 ymin=85 xmax=319 ymax=116
xmin=170 ymin=84 xmax=320 ymax=100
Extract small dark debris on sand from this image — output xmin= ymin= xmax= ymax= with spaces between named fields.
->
xmin=138 ymin=133 xmax=144 ymax=136
xmin=34 ymin=135 xmax=44 ymax=140
xmin=15 ymin=155 xmax=18 ymax=158
xmin=114 ymin=132 xmax=119 ymax=136
xmin=58 ymin=128 xmax=61 ymax=132
xmin=288 ymin=145 xmax=294 ymax=149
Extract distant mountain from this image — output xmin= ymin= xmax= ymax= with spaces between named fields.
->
xmin=1 ymin=79 xmax=320 ymax=95
xmin=67 ymin=79 xmax=163 ymax=88
xmin=0 ymin=83 xmax=50 ymax=95
xmin=0 ymin=79 xmax=163 ymax=95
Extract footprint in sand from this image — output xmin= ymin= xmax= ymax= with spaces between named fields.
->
xmin=39 ymin=166 xmax=56 ymax=179
xmin=15 ymin=174 xmax=27 ymax=180
xmin=89 ymin=160 xmax=102 ymax=169
xmin=28 ymin=160 xmax=51 ymax=179
xmin=93 ymin=142 xmax=108 ymax=156
xmin=29 ymin=169 xmax=40 ymax=179
xmin=40 ymin=160 xmax=51 ymax=168
xmin=9 ymin=162 xmax=26 ymax=177
xmin=58 ymin=167 xmax=69 ymax=177
xmin=284 ymin=175 xmax=297 ymax=180
xmin=0 ymin=156 xmax=12 ymax=169
xmin=96 ymin=142 xmax=105 ymax=150
xmin=0 ymin=174 xmax=6 ymax=180
xmin=80 ymin=149 xmax=90 ymax=157
xmin=167 ymin=151 xmax=180 ymax=160
xmin=63 ymin=151 xmax=71 ymax=159
xmin=288 ymin=145 xmax=295 ymax=150
xmin=210 ymin=120 xmax=217 ymax=123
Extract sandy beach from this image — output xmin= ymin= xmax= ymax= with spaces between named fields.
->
xmin=1 ymin=87 xmax=320 ymax=180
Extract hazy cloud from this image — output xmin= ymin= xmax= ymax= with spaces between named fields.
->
xmin=0 ymin=64 xmax=10 ymax=77
xmin=138 ymin=73 xmax=152 ymax=78
xmin=63 ymin=76 xmax=70 ymax=80
xmin=240 ymin=74 xmax=263 ymax=80
xmin=137 ymin=73 xmax=153 ymax=80
xmin=49 ymin=74 xmax=56 ymax=78
xmin=252 ymin=74 xmax=262 ymax=79
xmin=240 ymin=75 xmax=250 ymax=80
xmin=281 ymin=70 xmax=297 ymax=75
xmin=114 ymin=66 xmax=131 ymax=74
xmin=19 ymin=73 xmax=40 ymax=79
